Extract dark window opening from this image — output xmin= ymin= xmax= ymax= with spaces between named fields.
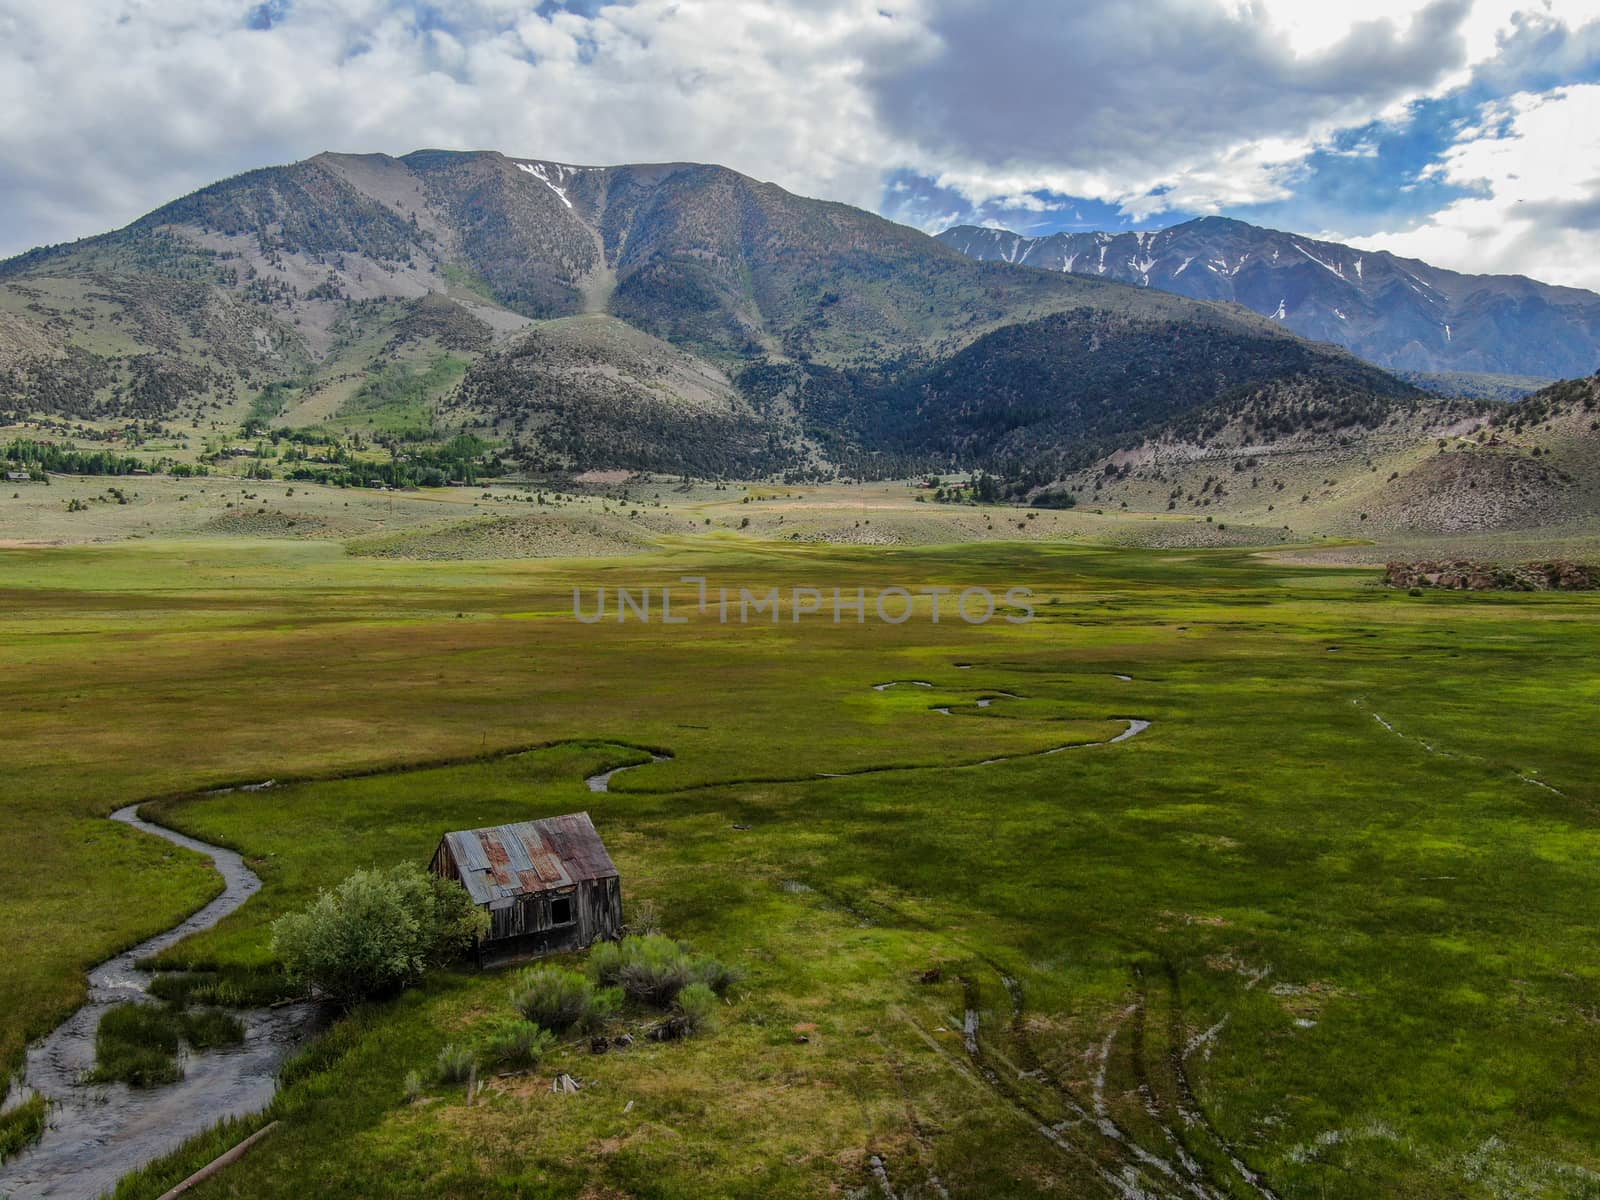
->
xmin=550 ymin=896 xmax=574 ymax=926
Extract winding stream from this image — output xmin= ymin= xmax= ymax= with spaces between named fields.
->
xmin=586 ymin=753 xmax=672 ymax=793
xmin=586 ymin=677 xmax=1153 ymax=794
xmin=5 ymin=674 xmax=1151 ymax=1196
xmin=0 ymin=806 xmax=321 ymax=1200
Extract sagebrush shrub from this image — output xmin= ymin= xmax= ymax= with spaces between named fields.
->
xmin=615 ymin=938 xmax=694 ymax=1007
xmin=689 ymin=956 xmax=741 ymax=996
xmin=586 ymin=939 xmax=627 ymax=987
xmin=585 ymin=985 xmax=624 ymax=1030
xmin=479 ymin=1018 xmax=555 ymax=1068
xmin=588 ymin=935 xmax=736 ymax=1007
xmin=673 ymin=982 xmax=719 ymax=1037
xmin=509 ymin=965 xmax=597 ymax=1032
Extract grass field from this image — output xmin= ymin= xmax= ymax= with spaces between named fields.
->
xmin=3 ymin=534 xmax=1600 ymax=1198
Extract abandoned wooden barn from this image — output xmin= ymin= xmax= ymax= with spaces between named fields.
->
xmin=429 ymin=812 xmax=622 ymax=964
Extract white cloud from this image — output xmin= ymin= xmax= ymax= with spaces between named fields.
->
xmin=1250 ymin=0 xmax=1470 ymax=57
xmin=1 ymin=0 xmax=1599 ymax=297
xmin=0 ymin=0 xmax=920 ymax=256
xmin=863 ymin=0 xmax=1489 ymax=221
xmin=1344 ymin=83 xmax=1600 ymax=288
xmin=1327 ymin=140 xmax=1381 ymax=158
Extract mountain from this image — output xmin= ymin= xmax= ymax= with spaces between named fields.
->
xmin=1390 ymin=370 xmax=1559 ymax=403
xmin=1047 ymin=365 xmax=1600 ymax=541
xmin=0 ymin=149 xmax=1126 ymax=374
xmin=0 ymin=151 xmax=1437 ymax=477
xmin=938 ymin=218 xmax=1600 ymax=379
xmin=447 ymin=314 xmax=797 ymax=477
xmin=741 ymin=306 xmax=1425 ymax=477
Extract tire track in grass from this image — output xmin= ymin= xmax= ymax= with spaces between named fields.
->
xmin=951 ymin=976 xmax=1160 ymax=1199
xmin=868 ymin=1154 xmax=899 ymax=1200
xmin=959 ymin=975 xmax=1223 ymax=1200
xmin=882 ymin=1055 xmax=953 ymax=1200
xmin=1091 ymin=1005 xmax=1139 ymax=1120
xmin=892 ymin=1004 xmax=1135 ymax=1197
xmin=1046 ymin=983 xmax=1227 ymax=1200
xmin=983 ymin=937 xmax=1278 ymax=1200
xmin=1154 ymin=962 xmax=1283 ymax=1200
xmin=1128 ymin=971 xmax=1214 ymax=1186
xmin=872 ymin=891 xmax=1251 ymax=1200
xmin=823 ymin=881 xmax=1263 ymax=1200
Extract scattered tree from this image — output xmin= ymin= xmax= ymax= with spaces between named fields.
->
xmin=271 ymin=864 xmax=487 ymax=1007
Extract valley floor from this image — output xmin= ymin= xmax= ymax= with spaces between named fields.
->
xmin=2 ymin=535 xmax=1599 ymax=1198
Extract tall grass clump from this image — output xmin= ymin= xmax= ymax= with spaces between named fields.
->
xmin=87 ymin=1003 xmax=183 ymax=1087
xmin=179 ymin=1008 xmax=245 ymax=1050
xmin=146 ymin=968 xmax=299 ymax=1009
xmin=625 ymin=898 xmax=662 ymax=936
xmin=0 ymin=1093 xmax=47 ymax=1162
xmin=86 ymin=1000 xmax=247 ymax=1089
xmin=434 ymin=1043 xmax=475 ymax=1084
xmin=688 ymin=956 xmax=740 ymax=996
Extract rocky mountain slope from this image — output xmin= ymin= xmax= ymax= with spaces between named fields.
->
xmin=0 ymin=151 xmax=1458 ymax=476
xmin=446 ymin=315 xmax=799 ymax=476
xmin=1054 ymin=369 xmax=1600 ymax=540
xmin=741 ymin=306 xmax=1422 ymax=477
xmin=939 ymin=218 xmax=1600 ymax=379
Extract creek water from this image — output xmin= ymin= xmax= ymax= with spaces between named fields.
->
xmin=0 ymin=805 xmax=322 ymax=1200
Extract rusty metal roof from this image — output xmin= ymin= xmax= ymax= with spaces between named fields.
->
xmin=439 ymin=812 xmax=617 ymax=906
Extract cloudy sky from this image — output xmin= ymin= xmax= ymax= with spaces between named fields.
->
xmin=3 ymin=1 xmax=1600 ymax=286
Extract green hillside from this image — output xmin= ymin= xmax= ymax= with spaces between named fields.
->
xmin=0 ymin=149 xmax=1454 ymax=480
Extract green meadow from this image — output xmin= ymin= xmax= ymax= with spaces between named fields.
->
xmin=2 ymin=536 xmax=1599 ymax=1198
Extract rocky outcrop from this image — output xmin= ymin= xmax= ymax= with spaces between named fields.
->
xmin=1386 ymin=559 xmax=1598 ymax=591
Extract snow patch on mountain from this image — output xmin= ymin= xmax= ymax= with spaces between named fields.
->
xmin=933 ymin=216 xmax=1600 ymax=375
xmin=1294 ymin=241 xmax=1344 ymax=279
xmin=516 ymin=161 xmax=574 ymax=209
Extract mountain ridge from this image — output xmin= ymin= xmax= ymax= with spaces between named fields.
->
xmin=0 ymin=149 xmax=1465 ymax=478
xmin=938 ymin=216 xmax=1600 ymax=379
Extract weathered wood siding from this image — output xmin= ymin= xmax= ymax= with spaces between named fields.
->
xmin=431 ymin=840 xmax=622 ymax=963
